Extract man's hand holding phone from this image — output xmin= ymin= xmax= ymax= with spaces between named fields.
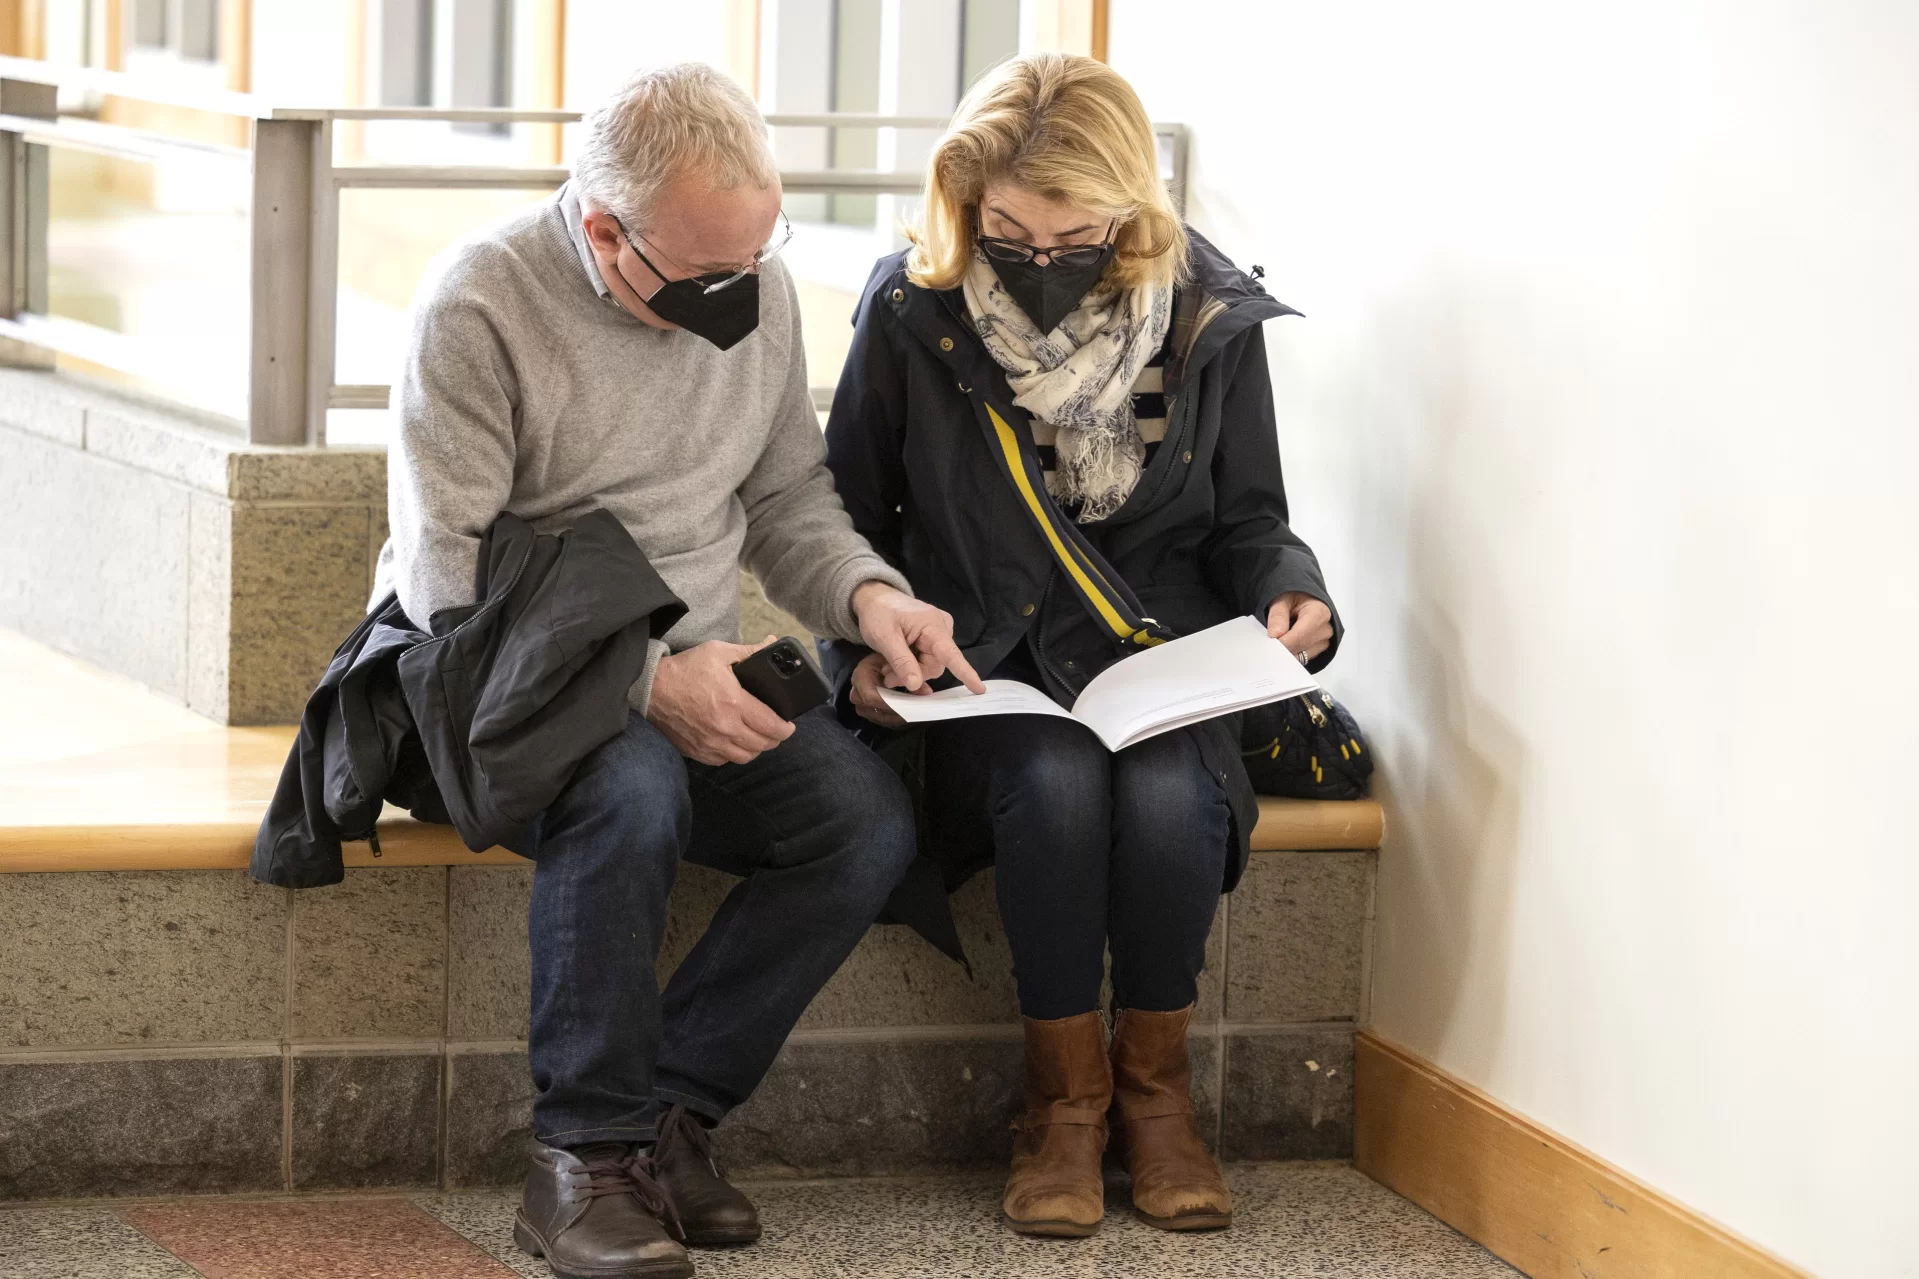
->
xmin=646 ymin=636 xmax=794 ymax=766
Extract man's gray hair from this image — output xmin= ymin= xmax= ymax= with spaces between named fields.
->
xmin=571 ymin=63 xmax=777 ymax=231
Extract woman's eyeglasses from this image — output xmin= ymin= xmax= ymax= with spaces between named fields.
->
xmin=976 ymin=233 xmax=1112 ymax=269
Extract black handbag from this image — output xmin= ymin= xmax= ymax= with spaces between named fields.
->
xmin=1240 ymin=688 xmax=1374 ymax=800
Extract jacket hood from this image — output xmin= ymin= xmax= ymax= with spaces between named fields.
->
xmin=1180 ymin=225 xmax=1297 ymax=319
xmin=1163 ymin=226 xmax=1297 ymax=390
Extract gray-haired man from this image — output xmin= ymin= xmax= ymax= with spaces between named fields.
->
xmin=376 ymin=63 xmax=980 ymax=1279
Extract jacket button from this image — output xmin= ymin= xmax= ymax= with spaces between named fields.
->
xmin=1184 ymin=451 xmax=1194 ymax=463
xmin=891 ymin=288 xmax=905 ymax=303
xmin=1021 ymin=603 xmax=1035 ymax=616
xmin=1064 ymin=660 xmax=1077 ymax=669
xmin=939 ymin=336 xmax=954 ymax=351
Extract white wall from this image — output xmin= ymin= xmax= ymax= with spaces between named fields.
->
xmin=1110 ymin=3 xmax=1919 ymax=1276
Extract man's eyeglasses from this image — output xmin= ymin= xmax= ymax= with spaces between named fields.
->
xmin=976 ymin=228 xmax=1113 ymax=269
xmin=626 ymin=209 xmax=795 ymax=294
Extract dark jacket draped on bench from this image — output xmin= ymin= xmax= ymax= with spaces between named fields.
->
xmin=252 ymin=509 xmax=685 ymax=889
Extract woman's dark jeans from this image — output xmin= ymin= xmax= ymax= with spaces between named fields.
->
xmin=522 ymin=707 xmax=918 ymax=1149
xmin=924 ymin=714 xmax=1232 ymax=1020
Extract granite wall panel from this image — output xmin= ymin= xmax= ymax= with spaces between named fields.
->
xmin=290 ymin=1052 xmax=441 ymax=1190
xmin=0 ymin=1052 xmax=283 ymax=1199
xmin=1219 ymin=1026 xmax=1357 ymax=1161
xmin=444 ymin=1047 xmax=537 ymax=1189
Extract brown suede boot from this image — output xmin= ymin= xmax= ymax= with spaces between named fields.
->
xmin=1001 ymin=1011 xmax=1111 ymax=1237
xmin=1110 ymin=1005 xmax=1233 ymax=1231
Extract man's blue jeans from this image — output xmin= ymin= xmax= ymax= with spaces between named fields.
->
xmin=522 ymin=707 xmax=917 ymax=1149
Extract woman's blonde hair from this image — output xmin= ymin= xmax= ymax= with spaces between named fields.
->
xmin=907 ymin=54 xmax=1186 ymax=293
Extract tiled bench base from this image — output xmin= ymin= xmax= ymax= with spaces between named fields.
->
xmin=0 ymin=851 xmax=1373 ymax=1199
xmin=0 ymin=1029 xmax=1355 ymax=1199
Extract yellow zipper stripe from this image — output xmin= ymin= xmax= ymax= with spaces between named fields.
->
xmin=1065 ymin=536 xmax=1166 ymax=647
xmin=986 ymin=404 xmax=1135 ymax=643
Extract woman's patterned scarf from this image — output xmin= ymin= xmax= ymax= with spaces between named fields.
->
xmin=962 ymin=250 xmax=1172 ymax=522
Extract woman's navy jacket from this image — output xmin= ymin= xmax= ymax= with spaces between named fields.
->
xmin=823 ymin=227 xmax=1343 ymax=914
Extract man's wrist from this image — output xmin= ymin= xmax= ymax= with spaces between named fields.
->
xmin=629 ymin=638 xmax=673 ymax=718
xmin=828 ymin=561 xmax=911 ymax=641
xmin=850 ymin=579 xmax=897 ymax=616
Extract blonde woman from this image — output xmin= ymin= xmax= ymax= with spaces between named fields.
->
xmin=822 ymin=54 xmax=1340 ymax=1237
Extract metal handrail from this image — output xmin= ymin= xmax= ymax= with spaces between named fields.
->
xmin=765 ymin=113 xmax=950 ymax=129
xmin=0 ymin=111 xmax=250 ymax=163
xmin=330 ymin=165 xmax=575 ymax=189
xmin=268 ymin=109 xmax=954 ymax=128
xmin=0 ymin=61 xmax=960 ymax=131
xmin=274 ymin=105 xmax=585 ymax=124
xmin=0 ymin=54 xmax=276 ymax=118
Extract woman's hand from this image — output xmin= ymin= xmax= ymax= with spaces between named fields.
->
xmin=1267 ymin=592 xmax=1333 ymax=664
xmin=849 ymin=651 xmax=913 ymax=728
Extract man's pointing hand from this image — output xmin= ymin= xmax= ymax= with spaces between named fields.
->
xmin=850 ymin=581 xmax=985 ymax=697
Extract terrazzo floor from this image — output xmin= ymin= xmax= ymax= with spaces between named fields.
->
xmin=0 ymin=1163 xmax=1521 ymax=1279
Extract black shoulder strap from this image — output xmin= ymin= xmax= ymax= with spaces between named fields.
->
xmin=977 ymin=400 xmax=1178 ymax=650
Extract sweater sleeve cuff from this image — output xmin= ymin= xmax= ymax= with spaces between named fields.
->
xmin=822 ymin=557 xmax=913 ymax=643
xmin=627 ymin=638 xmax=672 ymax=717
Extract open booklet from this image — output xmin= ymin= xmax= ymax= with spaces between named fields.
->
xmin=878 ymin=615 xmax=1318 ymax=752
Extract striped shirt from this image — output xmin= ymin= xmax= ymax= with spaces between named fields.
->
xmin=1031 ymin=334 xmax=1172 ymax=520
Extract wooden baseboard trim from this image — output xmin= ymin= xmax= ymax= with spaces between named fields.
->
xmin=1354 ymin=1030 xmax=1814 ymax=1279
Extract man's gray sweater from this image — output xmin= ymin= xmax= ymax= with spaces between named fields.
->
xmin=373 ymin=186 xmax=906 ymax=712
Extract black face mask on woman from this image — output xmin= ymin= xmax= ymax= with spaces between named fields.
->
xmin=979 ymin=233 xmax=1116 ymax=336
xmin=622 ymin=238 xmax=762 ymax=351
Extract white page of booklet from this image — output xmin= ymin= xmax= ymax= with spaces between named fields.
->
xmin=878 ymin=616 xmax=1317 ymax=752
xmin=878 ymin=678 xmax=1082 ymax=724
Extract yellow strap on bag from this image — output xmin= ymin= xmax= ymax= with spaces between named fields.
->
xmin=982 ymin=403 xmax=1174 ymax=650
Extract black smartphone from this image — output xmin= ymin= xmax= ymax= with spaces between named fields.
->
xmin=731 ymin=637 xmax=832 ymax=721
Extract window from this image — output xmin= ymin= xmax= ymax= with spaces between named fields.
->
xmin=379 ymin=0 xmax=434 ymax=107
xmin=448 ymin=0 xmax=513 ymax=134
xmin=378 ymin=0 xmax=513 ymax=127
xmin=960 ymin=0 xmax=1019 ymax=90
xmin=828 ymin=0 xmax=881 ymax=225
xmin=130 ymin=0 xmax=220 ymax=64
xmin=766 ymin=0 xmax=1020 ymax=396
xmin=132 ymin=0 xmax=167 ymax=49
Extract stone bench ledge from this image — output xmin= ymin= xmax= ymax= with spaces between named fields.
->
xmin=0 ymin=793 xmax=1383 ymax=873
xmin=0 ymin=622 xmax=1382 ymax=874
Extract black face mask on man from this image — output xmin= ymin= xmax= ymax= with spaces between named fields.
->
xmin=979 ymin=232 xmax=1116 ymax=336
xmin=621 ymin=236 xmax=762 ymax=351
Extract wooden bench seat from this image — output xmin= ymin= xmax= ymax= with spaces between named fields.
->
xmin=0 ymin=628 xmax=1383 ymax=872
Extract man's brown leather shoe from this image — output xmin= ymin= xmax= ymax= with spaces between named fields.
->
xmin=1110 ymin=1005 xmax=1233 ymax=1231
xmin=514 ymin=1142 xmax=693 ymax=1279
xmin=1002 ymin=1011 xmax=1112 ymax=1237
xmin=653 ymin=1103 xmax=761 ymax=1246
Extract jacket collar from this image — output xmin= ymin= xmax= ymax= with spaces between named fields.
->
xmin=557 ymin=182 xmax=618 ymax=303
xmin=1163 ymin=226 xmax=1298 ymax=392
